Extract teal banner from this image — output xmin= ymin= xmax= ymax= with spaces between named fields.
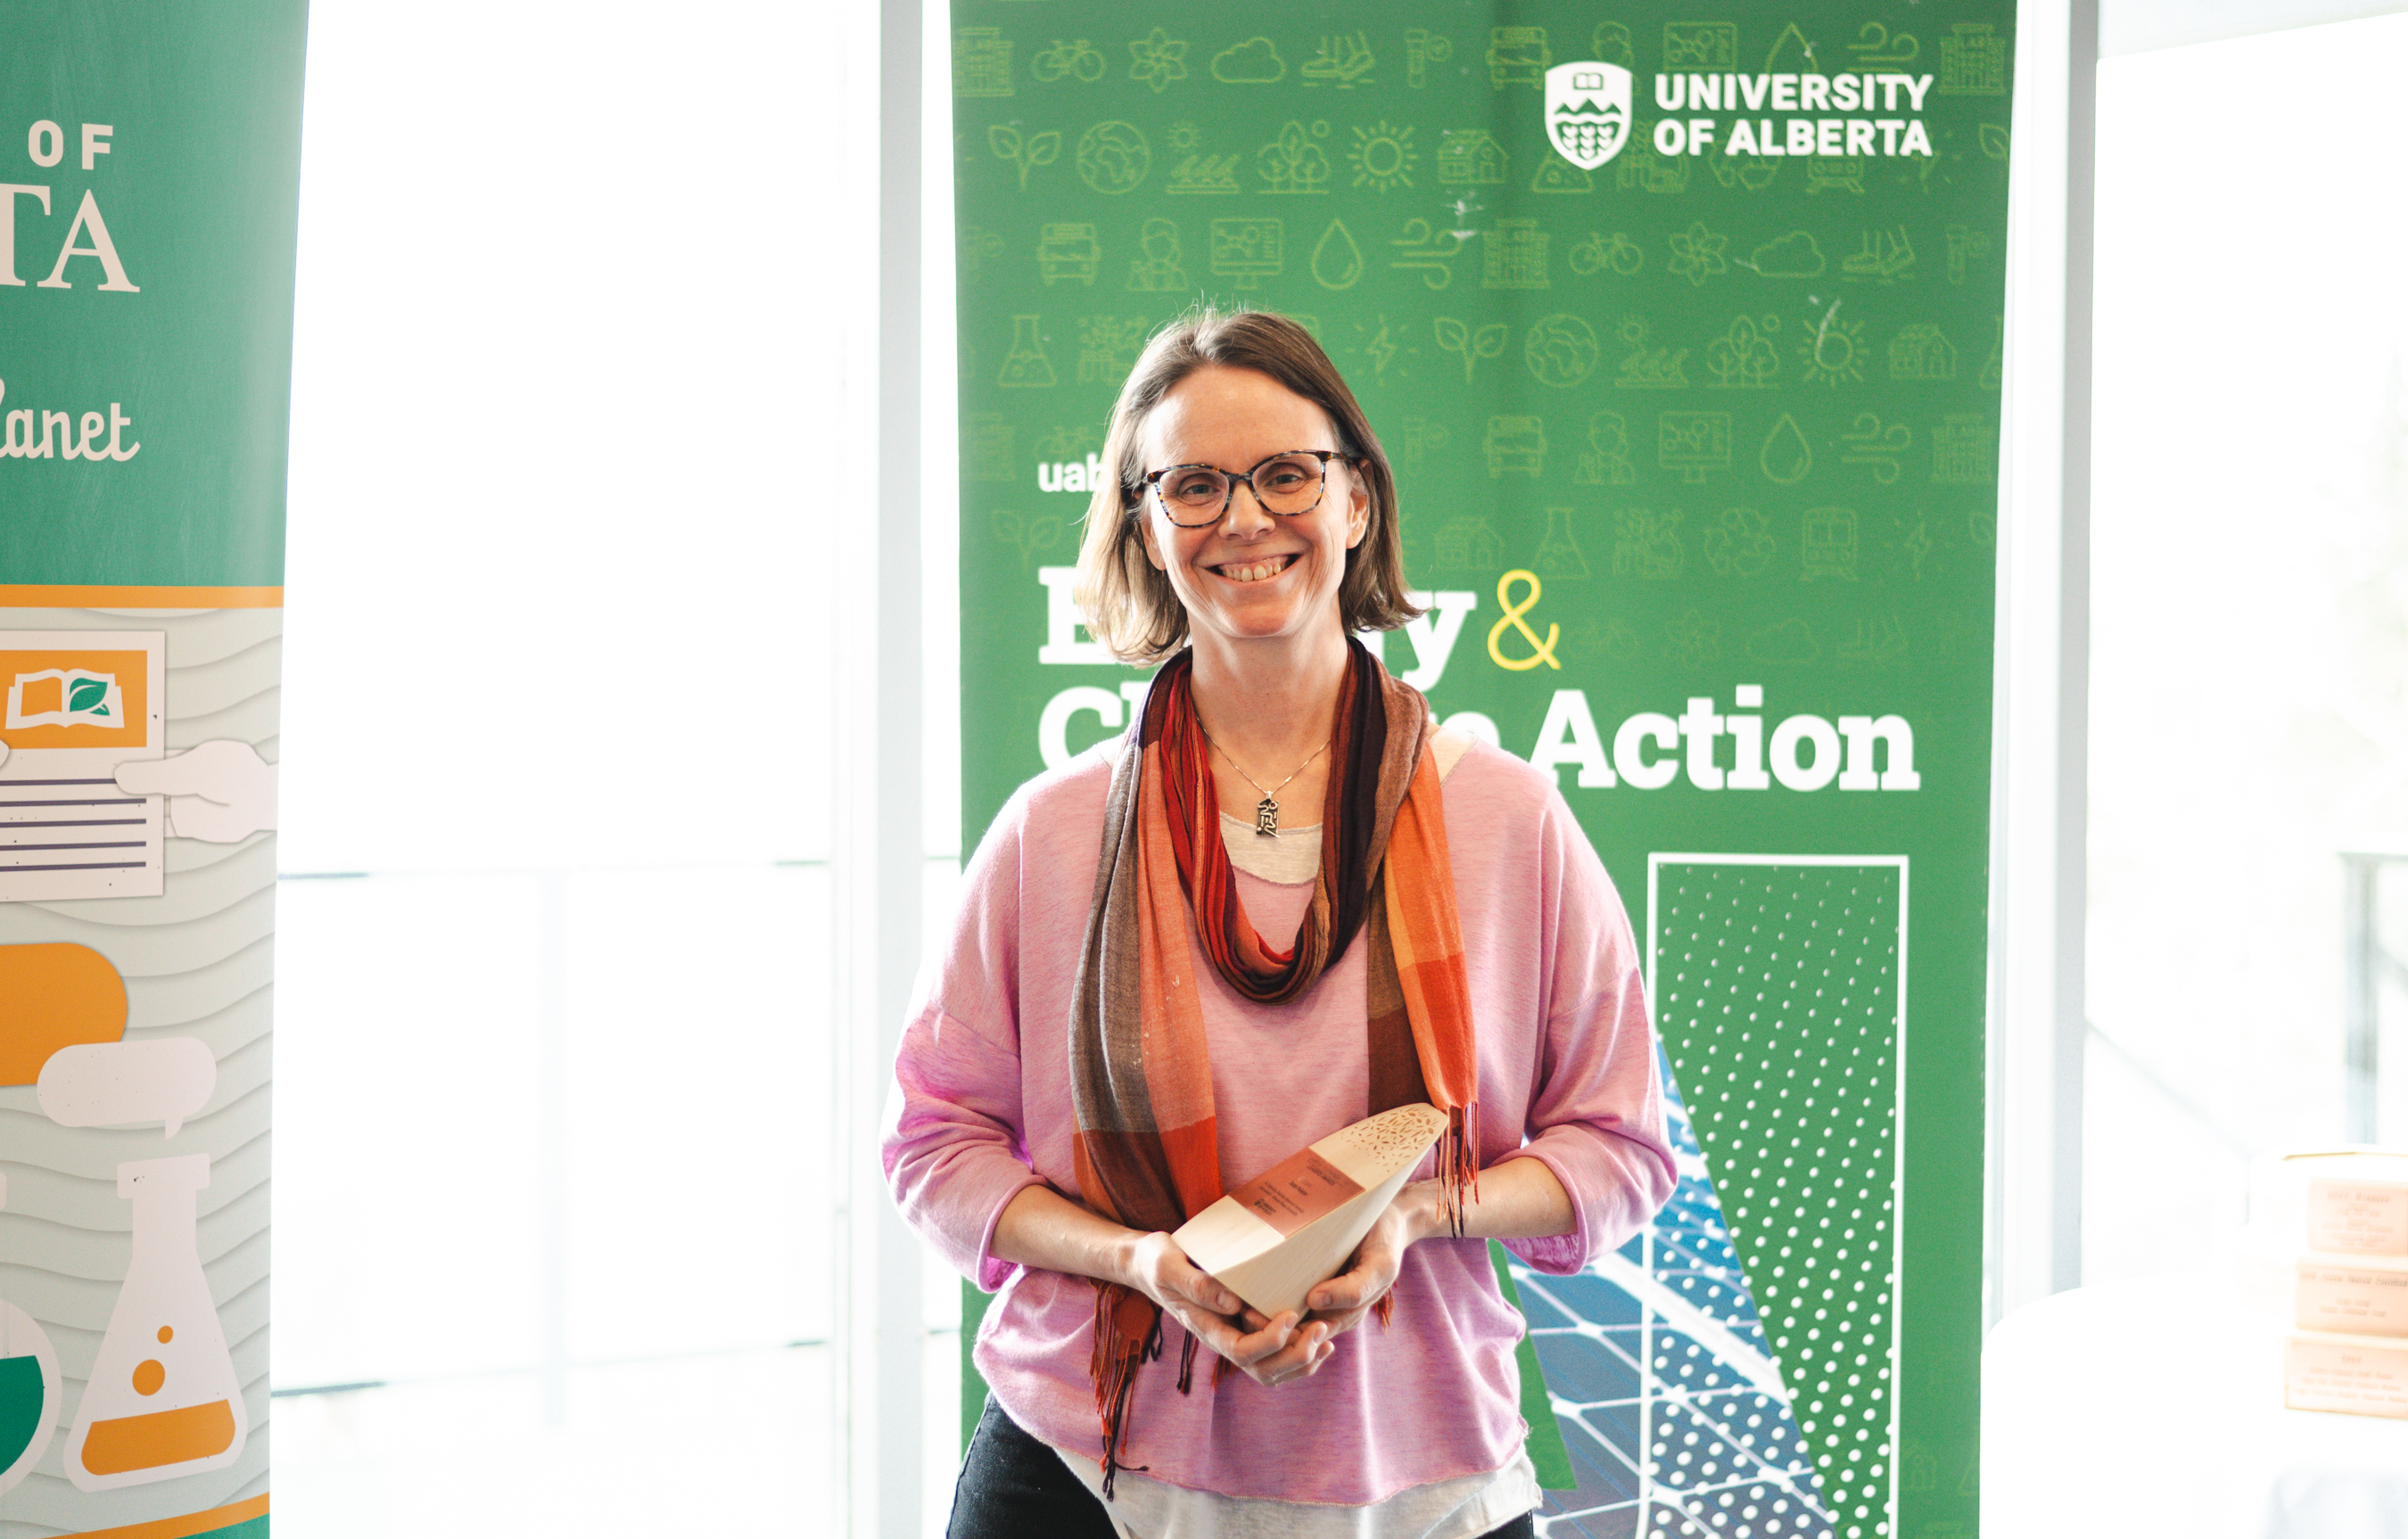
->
xmin=951 ymin=6 xmax=2009 ymax=1536
xmin=0 ymin=5 xmax=303 ymax=1537
xmin=0 ymin=4 xmax=303 ymax=590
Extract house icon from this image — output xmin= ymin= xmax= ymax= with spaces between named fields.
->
xmin=1886 ymin=325 xmax=1958 ymax=381
xmin=1437 ymin=129 xmax=1510 ymax=185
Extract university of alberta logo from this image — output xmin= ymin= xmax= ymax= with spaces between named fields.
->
xmin=1545 ymin=61 xmax=1631 ymax=169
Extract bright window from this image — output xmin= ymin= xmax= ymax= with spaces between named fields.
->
xmin=2086 ymin=12 xmax=2408 ymax=1280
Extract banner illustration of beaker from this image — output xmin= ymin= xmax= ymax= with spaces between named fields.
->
xmin=64 ymin=1155 xmax=249 ymax=1493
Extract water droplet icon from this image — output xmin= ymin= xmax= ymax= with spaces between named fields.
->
xmin=1311 ymin=218 xmax=1363 ymax=291
xmin=1761 ymin=414 xmax=1813 ymax=485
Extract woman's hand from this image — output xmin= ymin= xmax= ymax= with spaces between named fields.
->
xmin=1299 ymin=1159 xmax=1579 ymax=1351
xmin=1119 ymin=1232 xmax=1331 ymax=1388
xmin=1297 ymin=1180 xmax=1440 ymax=1347
xmin=991 ymin=1188 xmax=1331 ymax=1387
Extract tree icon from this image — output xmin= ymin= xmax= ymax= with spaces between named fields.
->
xmin=1258 ymin=121 xmax=1332 ymax=193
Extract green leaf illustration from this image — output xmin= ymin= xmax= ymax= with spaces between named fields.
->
xmin=67 ymin=678 xmax=110 ymax=714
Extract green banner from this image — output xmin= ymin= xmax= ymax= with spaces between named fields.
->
xmin=951 ymin=6 xmax=2008 ymax=1535
xmin=0 ymin=6 xmax=303 ymax=1536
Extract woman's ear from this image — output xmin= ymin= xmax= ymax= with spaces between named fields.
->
xmin=1136 ymin=499 xmax=1167 ymax=571
xmin=1346 ymin=468 xmax=1372 ymax=550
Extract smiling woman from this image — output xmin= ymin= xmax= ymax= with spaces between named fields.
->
xmin=884 ymin=309 xmax=1678 ymax=1538
xmin=1074 ymin=311 xmax=1415 ymax=666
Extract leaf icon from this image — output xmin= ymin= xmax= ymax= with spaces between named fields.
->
xmin=1434 ymin=317 xmax=1467 ymax=354
xmin=990 ymin=127 xmax=1061 ymax=189
xmin=67 ymin=677 xmax=109 ymax=714
xmin=1472 ymin=324 xmax=1507 ymax=360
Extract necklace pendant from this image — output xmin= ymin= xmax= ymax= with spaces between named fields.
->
xmin=1255 ymin=797 xmax=1278 ymax=836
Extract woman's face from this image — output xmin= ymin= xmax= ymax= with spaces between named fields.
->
xmin=1137 ymin=365 xmax=1370 ymax=654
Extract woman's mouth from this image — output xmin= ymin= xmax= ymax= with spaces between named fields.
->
xmin=1213 ymin=554 xmax=1298 ymax=584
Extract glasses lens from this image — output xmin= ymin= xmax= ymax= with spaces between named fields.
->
xmin=1253 ymin=453 xmax=1328 ymax=514
xmin=1159 ymin=466 xmax=1230 ymax=523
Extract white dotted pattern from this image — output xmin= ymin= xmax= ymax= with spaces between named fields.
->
xmin=1517 ymin=1058 xmax=1833 ymax=1539
xmin=1654 ymin=862 xmax=1902 ymax=1539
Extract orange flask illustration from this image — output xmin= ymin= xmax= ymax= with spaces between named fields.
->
xmin=64 ymin=1155 xmax=247 ymax=1491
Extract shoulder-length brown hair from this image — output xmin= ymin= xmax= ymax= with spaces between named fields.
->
xmin=1070 ymin=308 xmax=1419 ymax=664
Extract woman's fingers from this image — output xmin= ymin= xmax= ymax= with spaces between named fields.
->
xmin=1252 ymin=1326 xmax=1334 ymax=1387
xmin=1307 ymin=1267 xmax=1371 ymax=1313
xmin=1127 ymin=1232 xmax=1244 ymax=1320
xmin=1171 ymin=1264 xmax=1242 ymax=1318
xmin=1226 ymin=1311 xmax=1301 ymax=1363
xmin=1304 ymin=1243 xmax=1400 ymax=1332
xmin=1156 ymin=1304 xmax=1337 ymax=1388
xmin=1129 ymin=1240 xmax=1351 ymax=1387
xmin=1154 ymin=1294 xmax=1238 ymax=1352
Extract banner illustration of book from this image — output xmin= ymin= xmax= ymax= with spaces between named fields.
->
xmin=0 ymin=632 xmax=167 ymax=901
xmin=5 ymin=667 xmax=128 ymax=731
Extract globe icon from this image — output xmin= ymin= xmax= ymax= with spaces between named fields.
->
xmin=1076 ymin=121 xmax=1152 ymax=194
xmin=1525 ymin=315 xmax=1601 ymax=389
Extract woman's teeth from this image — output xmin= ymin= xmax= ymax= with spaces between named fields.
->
xmin=1218 ymin=556 xmax=1294 ymax=583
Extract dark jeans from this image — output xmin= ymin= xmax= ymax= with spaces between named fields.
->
xmin=947 ymin=1395 xmax=1540 ymax=1539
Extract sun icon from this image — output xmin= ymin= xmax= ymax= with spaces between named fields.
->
xmin=1348 ymin=121 xmax=1418 ymax=191
xmin=1167 ymin=120 xmax=1202 ymax=155
xmin=1799 ymin=308 xmax=1867 ymax=386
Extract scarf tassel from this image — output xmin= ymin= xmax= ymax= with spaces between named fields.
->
xmin=1436 ymin=1101 xmax=1480 ymax=1239
xmin=1091 ymin=1287 xmax=1163 ymax=1499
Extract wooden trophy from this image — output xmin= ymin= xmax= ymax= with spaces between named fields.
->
xmin=1171 ymin=1103 xmax=1449 ymax=1320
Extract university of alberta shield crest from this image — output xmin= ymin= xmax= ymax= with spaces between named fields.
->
xmin=1545 ymin=62 xmax=1632 ymax=169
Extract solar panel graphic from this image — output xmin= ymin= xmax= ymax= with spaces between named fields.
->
xmin=1509 ymin=856 xmax=1907 ymax=1539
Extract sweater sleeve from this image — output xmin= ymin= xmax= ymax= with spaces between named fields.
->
xmin=1495 ymin=787 xmax=1678 ymax=1275
xmin=881 ymin=792 xmax=1049 ymax=1294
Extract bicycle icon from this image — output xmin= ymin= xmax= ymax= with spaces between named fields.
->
xmin=1033 ymin=38 xmax=1106 ymax=83
xmin=1570 ymin=231 xmax=1644 ymax=277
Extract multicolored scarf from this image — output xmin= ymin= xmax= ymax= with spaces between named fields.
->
xmin=1068 ymin=639 xmax=1479 ymax=1494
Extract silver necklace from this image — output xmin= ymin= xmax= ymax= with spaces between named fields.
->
xmin=1199 ymin=725 xmax=1331 ymax=836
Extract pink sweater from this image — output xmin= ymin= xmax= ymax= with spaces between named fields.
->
xmin=882 ymin=740 xmax=1676 ymax=1505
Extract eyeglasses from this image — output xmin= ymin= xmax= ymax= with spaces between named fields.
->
xmin=1134 ymin=449 xmax=1355 ymax=528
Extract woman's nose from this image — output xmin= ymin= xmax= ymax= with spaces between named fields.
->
xmin=1218 ymin=481 xmax=1276 ymax=535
